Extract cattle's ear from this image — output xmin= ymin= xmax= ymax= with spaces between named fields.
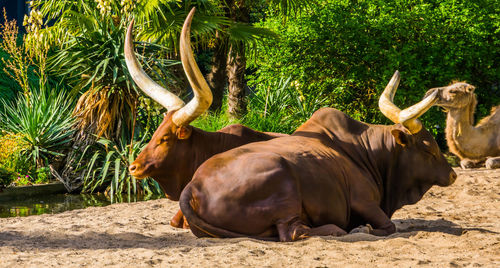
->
xmin=176 ymin=126 xmax=192 ymax=140
xmin=391 ymin=128 xmax=411 ymax=146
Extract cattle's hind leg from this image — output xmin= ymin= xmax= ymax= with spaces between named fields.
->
xmin=276 ymin=217 xmax=346 ymax=242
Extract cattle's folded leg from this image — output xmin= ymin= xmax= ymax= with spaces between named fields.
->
xmin=348 ymin=224 xmax=373 ymax=234
xmin=277 ymin=217 xmax=346 ymax=242
xmin=351 ymin=202 xmax=396 ymax=236
xmin=170 ymin=209 xmax=185 ymax=228
xmin=299 ymin=224 xmax=347 ymax=238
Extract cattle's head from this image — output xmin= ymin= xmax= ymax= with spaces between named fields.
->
xmin=425 ymin=82 xmax=476 ymax=110
xmin=379 ymin=72 xmax=457 ymax=198
xmin=125 ymin=9 xmax=211 ymax=188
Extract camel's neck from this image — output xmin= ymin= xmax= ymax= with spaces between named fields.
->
xmin=446 ymin=107 xmax=474 ymax=138
xmin=444 ymin=97 xmax=487 ymax=159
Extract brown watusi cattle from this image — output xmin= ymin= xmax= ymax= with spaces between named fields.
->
xmin=124 ymin=8 xmax=286 ymax=228
xmin=179 ymin=71 xmax=457 ymax=241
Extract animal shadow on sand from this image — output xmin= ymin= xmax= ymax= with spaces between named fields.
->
xmin=1 ymin=219 xmax=497 ymax=250
xmin=328 ymin=218 xmax=498 ymax=243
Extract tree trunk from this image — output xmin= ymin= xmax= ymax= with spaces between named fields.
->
xmin=226 ymin=45 xmax=247 ymax=117
xmin=206 ymin=31 xmax=227 ymax=111
xmin=226 ymin=1 xmax=250 ymax=118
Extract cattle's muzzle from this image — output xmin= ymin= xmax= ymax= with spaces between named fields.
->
xmin=128 ymin=163 xmax=147 ymax=179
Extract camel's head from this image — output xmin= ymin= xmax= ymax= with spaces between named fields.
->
xmin=425 ymin=82 xmax=476 ymax=109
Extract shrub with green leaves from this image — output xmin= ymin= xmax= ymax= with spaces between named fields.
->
xmin=245 ymin=76 xmax=328 ymax=133
xmin=190 ymin=76 xmax=327 ymax=134
xmin=0 ymin=88 xmax=75 ymax=170
xmin=249 ymin=0 xmax=500 ymax=146
xmin=81 ymin=135 xmax=162 ymax=200
xmin=0 ymin=133 xmax=32 ymax=186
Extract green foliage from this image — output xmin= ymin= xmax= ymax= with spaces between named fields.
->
xmin=0 ymin=88 xmax=76 ymax=168
xmin=245 ymin=76 xmax=327 ymax=133
xmin=0 ymin=167 xmax=13 ymax=187
xmin=250 ymin=0 xmax=500 ymax=147
xmin=48 ymin=1 xmax=176 ymax=92
xmin=192 ymin=76 xmax=327 ymax=134
xmin=81 ymin=135 xmax=163 ymax=200
xmin=0 ymin=134 xmax=32 ymax=186
xmin=0 ymin=49 xmax=21 ymax=103
xmin=191 ymin=109 xmax=241 ymax=132
xmin=136 ymin=0 xmax=229 ymax=48
xmin=31 ymin=0 xmax=181 ymax=143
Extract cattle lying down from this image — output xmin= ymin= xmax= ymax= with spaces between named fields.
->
xmin=124 ymin=8 xmax=286 ymax=228
xmin=179 ymin=71 xmax=457 ymax=241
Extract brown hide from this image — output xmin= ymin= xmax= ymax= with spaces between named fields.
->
xmin=180 ymin=108 xmax=456 ymax=241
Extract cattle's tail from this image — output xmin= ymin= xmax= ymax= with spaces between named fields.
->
xmin=179 ymin=183 xmax=277 ymax=241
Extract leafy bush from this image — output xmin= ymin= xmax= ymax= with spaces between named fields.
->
xmin=191 ymin=110 xmax=241 ymax=132
xmin=191 ymin=77 xmax=327 ymax=135
xmin=0 ymin=88 xmax=76 ymax=169
xmin=81 ymin=135 xmax=162 ymax=200
xmin=0 ymin=133 xmax=31 ymax=186
xmin=250 ymin=0 xmax=500 ymax=147
xmin=245 ymin=76 xmax=328 ymax=133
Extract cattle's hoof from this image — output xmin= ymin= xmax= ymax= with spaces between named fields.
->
xmin=349 ymin=225 xmax=373 ymax=234
xmin=485 ymin=158 xmax=500 ymax=169
xmin=170 ymin=221 xmax=183 ymax=229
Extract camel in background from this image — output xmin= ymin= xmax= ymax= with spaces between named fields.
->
xmin=426 ymin=83 xmax=500 ymax=169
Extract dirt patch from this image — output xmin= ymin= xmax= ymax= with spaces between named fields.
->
xmin=1 ymin=168 xmax=499 ymax=267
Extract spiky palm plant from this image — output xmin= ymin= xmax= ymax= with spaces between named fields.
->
xmin=0 ymin=88 xmax=75 ymax=170
xmin=81 ymin=134 xmax=162 ymax=200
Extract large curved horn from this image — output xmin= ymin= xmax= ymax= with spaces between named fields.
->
xmin=379 ymin=71 xmax=438 ymax=134
xmin=124 ymin=20 xmax=185 ymax=111
xmin=172 ymin=7 xmax=213 ymax=126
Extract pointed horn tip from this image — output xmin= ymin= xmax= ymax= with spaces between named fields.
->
xmin=181 ymin=8 xmax=196 ymax=39
xmin=125 ymin=20 xmax=135 ymax=48
xmin=427 ymin=89 xmax=438 ymax=98
xmin=127 ymin=19 xmax=135 ymax=31
xmin=187 ymin=7 xmax=196 ymax=20
xmin=421 ymin=89 xmax=439 ymax=105
xmin=391 ymin=70 xmax=400 ymax=81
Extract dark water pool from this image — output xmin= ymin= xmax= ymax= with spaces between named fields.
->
xmin=0 ymin=193 xmax=164 ymax=218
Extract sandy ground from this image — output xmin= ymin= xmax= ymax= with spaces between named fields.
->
xmin=0 ymin=168 xmax=499 ymax=267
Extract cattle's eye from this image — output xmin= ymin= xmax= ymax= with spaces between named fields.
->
xmin=161 ymin=135 xmax=171 ymax=142
xmin=448 ymin=89 xmax=460 ymax=94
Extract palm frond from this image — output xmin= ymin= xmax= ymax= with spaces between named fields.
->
xmin=226 ymin=22 xmax=278 ymax=44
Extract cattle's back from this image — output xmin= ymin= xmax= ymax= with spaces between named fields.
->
xmin=293 ymin=108 xmax=370 ymax=141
